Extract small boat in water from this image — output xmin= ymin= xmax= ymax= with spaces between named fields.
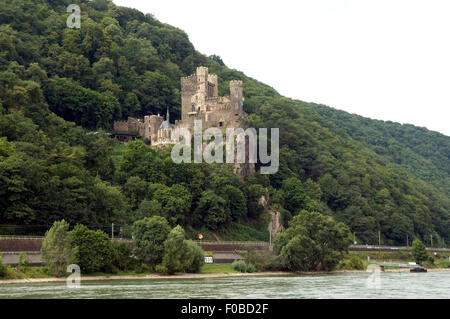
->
xmin=410 ymin=267 xmax=427 ymax=273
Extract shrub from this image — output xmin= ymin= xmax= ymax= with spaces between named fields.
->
xmin=155 ymin=264 xmax=168 ymax=274
xmin=232 ymin=260 xmax=248 ymax=273
xmin=18 ymin=252 xmax=29 ymax=272
xmin=111 ymin=241 xmax=137 ymax=271
xmin=184 ymin=240 xmax=204 ymax=273
xmin=0 ymin=254 xmax=8 ymax=278
xmin=239 ymin=246 xmax=281 ymax=271
xmin=135 ymin=263 xmax=152 ymax=274
xmin=437 ymin=259 xmax=450 ymax=268
xmin=70 ymin=224 xmax=113 ymax=274
xmin=338 ymin=255 xmax=365 ymax=270
xmin=246 ymin=263 xmax=257 ymax=273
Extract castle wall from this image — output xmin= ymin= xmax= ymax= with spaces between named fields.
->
xmin=115 ymin=67 xmax=246 ymax=154
xmin=114 ymin=120 xmax=129 ymax=133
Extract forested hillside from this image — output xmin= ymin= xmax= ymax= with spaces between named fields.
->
xmin=313 ymin=105 xmax=450 ymax=195
xmin=0 ymin=0 xmax=448 ymax=246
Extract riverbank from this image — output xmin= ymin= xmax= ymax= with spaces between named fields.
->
xmin=1 ymin=268 xmax=449 ymax=285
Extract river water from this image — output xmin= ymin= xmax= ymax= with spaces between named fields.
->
xmin=1 ymin=272 xmax=449 ymax=299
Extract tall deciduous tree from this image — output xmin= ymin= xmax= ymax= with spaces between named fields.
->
xmin=275 ymin=210 xmax=352 ymax=271
xmin=411 ymin=239 xmax=429 ymax=265
xmin=41 ymin=220 xmax=77 ymax=277
xmin=132 ymin=216 xmax=171 ymax=268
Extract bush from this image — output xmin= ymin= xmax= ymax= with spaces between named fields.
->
xmin=436 ymin=259 xmax=450 ymax=268
xmin=70 ymin=224 xmax=113 ymax=274
xmin=18 ymin=252 xmax=29 ymax=272
xmin=0 ymin=254 xmax=8 ymax=278
xmin=155 ymin=264 xmax=168 ymax=274
xmin=231 ymin=260 xmax=257 ymax=273
xmin=232 ymin=260 xmax=248 ymax=272
xmin=239 ymin=246 xmax=281 ymax=271
xmin=111 ymin=241 xmax=137 ymax=271
xmin=184 ymin=240 xmax=204 ymax=273
xmin=338 ymin=255 xmax=365 ymax=270
xmin=135 ymin=263 xmax=152 ymax=274
xmin=246 ymin=263 xmax=257 ymax=273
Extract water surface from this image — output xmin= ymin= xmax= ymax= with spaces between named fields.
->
xmin=1 ymin=272 xmax=449 ymax=299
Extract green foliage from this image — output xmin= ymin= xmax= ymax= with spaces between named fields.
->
xmin=193 ymin=190 xmax=229 ymax=231
xmin=70 ymin=224 xmax=113 ymax=274
xmin=18 ymin=252 xmax=29 ymax=272
xmin=411 ymin=239 xmax=429 ymax=265
xmin=132 ymin=216 xmax=171 ymax=267
xmin=238 ymin=245 xmax=280 ymax=271
xmin=338 ymin=255 xmax=366 ymax=270
xmin=231 ymin=260 xmax=247 ymax=273
xmin=282 ymin=177 xmax=308 ymax=214
xmin=0 ymin=254 xmax=8 ymax=278
xmin=217 ymin=222 xmax=269 ymax=242
xmin=160 ymin=225 xmax=187 ymax=274
xmin=41 ymin=220 xmax=77 ymax=277
xmin=183 ymin=240 xmax=205 ymax=273
xmin=0 ymin=0 xmax=448 ymax=246
xmin=110 ymin=241 xmax=136 ymax=271
xmin=231 ymin=260 xmax=257 ymax=273
xmin=134 ymin=199 xmax=162 ymax=220
xmin=153 ymin=184 xmax=191 ymax=226
xmin=275 ymin=210 xmax=352 ymax=271
xmin=160 ymin=226 xmax=204 ymax=274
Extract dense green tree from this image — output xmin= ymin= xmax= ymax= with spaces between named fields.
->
xmin=275 ymin=210 xmax=352 ymax=271
xmin=183 ymin=240 xmax=205 ymax=273
xmin=282 ymin=177 xmax=309 ymax=214
xmin=134 ymin=199 xmax=162 ymax=220
xmin=193 ymin=190 xmax=229 ymax=231
xmin=132 ymin=216 xmax=171 ymax=267
xmin=70 ymin=224 xmax=113 ymax=273
xmin=153 ymin=184 xmax=191 ymax=226
xmin=160 ymin=225 xmax=186 ymax=274
xmin=411 ymin=239 xmax=429 ymax=265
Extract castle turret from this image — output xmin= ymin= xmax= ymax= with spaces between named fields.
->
xmin=230 ymin=80 xmax=244 ymax=115
xmin=208 ymin=74 xmax=218 ymax=98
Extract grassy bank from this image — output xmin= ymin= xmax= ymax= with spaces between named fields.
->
xmin=0 ymin=263 xmax=236 ymax=281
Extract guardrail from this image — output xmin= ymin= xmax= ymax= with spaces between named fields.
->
xmin=197 ymin=241 xmax=269 ymax=246
xmin=0 ymin=235 xmax=44 ymax=240
xmin=350 ymin=245 xmax=450 ymax=252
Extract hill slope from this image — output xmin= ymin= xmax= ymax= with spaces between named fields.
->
xmin=0 ymin=0 xmax=448 ymax=245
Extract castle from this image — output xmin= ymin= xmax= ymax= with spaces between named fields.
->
xmin=113 ymin=67 xmax=246 ymax=145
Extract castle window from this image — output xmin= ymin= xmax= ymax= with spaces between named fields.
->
xmin=219 ymin=121 xmax=224 ymax=127
xmin=192 ymin=104 xmax=195 ymax=112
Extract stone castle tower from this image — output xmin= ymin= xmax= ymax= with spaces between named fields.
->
xmin=114 ymin=67 xmax=247 ymax=145
xmin=179 ymin=66 xmax=245 ymax=131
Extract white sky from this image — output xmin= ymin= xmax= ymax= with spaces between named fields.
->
xmin=113 ymin=0 xmax=450 ymax=136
